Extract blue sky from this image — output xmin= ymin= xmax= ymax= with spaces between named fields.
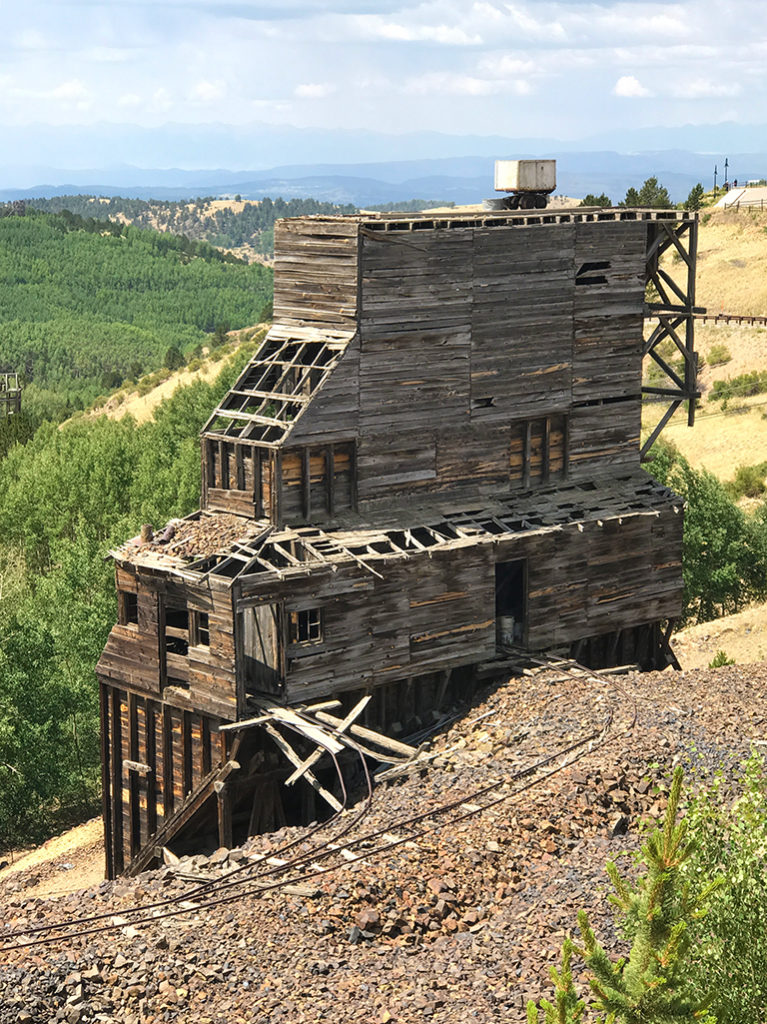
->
xmin=0 ymin=0 xmax=764 ymax=145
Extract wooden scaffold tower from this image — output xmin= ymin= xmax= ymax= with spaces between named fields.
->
xmin=0 ymin=373 xmax=22 ymax=418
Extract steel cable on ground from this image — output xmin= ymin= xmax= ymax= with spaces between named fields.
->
xmin=1 ymin=664 xmax=635 ymax=953
xmin=2 ymin=721 xmax=373 ymax=945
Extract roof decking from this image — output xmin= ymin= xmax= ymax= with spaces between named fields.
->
xmin=113 ymin=473 xmax=680 ymax=589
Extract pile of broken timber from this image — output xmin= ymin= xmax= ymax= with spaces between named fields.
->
xmin=220 ymin=697 xmax=424 ymax=814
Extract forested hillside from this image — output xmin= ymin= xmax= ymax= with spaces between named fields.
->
xmin=0 ymin=338 xmax=265 ymax=849
xmin=29 ymin=196 xmax=358 ymax=258
xmin=0 ymin=208 xmax=272 ymax=421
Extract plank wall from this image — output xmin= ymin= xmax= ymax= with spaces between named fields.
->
xmin=97 ymin=567 xmax=238 ymax=721
xmin=234 ymin=499 xmax=682 ymax=704
xmin=235 ymin=544 xmax=496 ymax=704
xmin=225 ymin=216 xmax=655 ymax=518
xmin=101 ymin=683 xmax=226 ymax=876
xmin=273 ymin=219 xmax=360 ymax=329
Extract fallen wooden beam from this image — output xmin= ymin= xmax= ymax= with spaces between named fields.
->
xmin=285 ymin=695 xmax=371 ymax=786
xmin=314 ymin=711 xmax=418 ymax=758
xmin=263 ymin=722 xmax=343 ymax=812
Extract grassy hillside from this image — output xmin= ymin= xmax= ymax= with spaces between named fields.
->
xmin=645 ymin=208 xmax=767 ymax=482
xmin=0 ymin=208 xmax=272 ymax=420
xmin=665 ymin=206 xmax=767 ymax=315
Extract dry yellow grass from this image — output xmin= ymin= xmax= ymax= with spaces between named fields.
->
xmin=674 ymin=603 xmax=767 ymax=669
xmin=90 ymin=325 xmax=267 ymax=425
xmin=645 ymin=210 xmax=767 ymax=478
xmin=665 ymin=207 xmax=767 ymax=315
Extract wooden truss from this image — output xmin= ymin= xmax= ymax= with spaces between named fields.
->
xmin=201 ymin=325 xmax=352 ymax=445
xmin=642 ymin=217 xmax=702 ymax=458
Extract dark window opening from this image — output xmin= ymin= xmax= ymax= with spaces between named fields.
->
xmin=289 ymin=608 xmax=322 ymax=645
xmin=576 ymin=259 xmax=610 ymax=287
xmin=495 ymin=561 xmax=526 ymax=647
xmin=165 ymin=604 xmax=189 ymax=656
xmin=118 ymin=591 xmax=138 ymax=626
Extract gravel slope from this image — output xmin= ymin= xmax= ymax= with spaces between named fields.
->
xmin=1 ymin=662 xmax=764 ymax=1024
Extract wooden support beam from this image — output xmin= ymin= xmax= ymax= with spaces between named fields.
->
xmin=162 ymin=705 xmax=174 ymax=817
xmin=263 ymin=722 xmax=343 ymax=812
xmin=127 ymin=692 xmax=140 ymax=859
xmin=285 ymin=695 xmax=371 ymax=786
xmin=99 ymin=683 xmax=114 ymax=880
xmin=326 ymin=444 xmax=335 ymax=516
xmin=110 ymin=689 xmax=124 ymax=874
xmin=182 ymin=710 xmax=193 ymax=798
xmin=145 ymin=703 xmax=157 ymax=840
xmin=314 ymin=711 xmax=418 ymax=758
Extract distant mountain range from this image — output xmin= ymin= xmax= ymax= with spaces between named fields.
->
xmin=1 ymin=120 xmax=765 ymax=206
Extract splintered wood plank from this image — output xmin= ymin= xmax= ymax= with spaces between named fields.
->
xmin=263 ymin=722 xmax=343 ymax=812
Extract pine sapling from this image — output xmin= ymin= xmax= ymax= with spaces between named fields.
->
xmin=528 ymin=766 xmax=722 ymax=1023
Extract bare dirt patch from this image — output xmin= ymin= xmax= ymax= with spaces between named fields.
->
xmin=0 ymin=818 xmax=103 ymax=900
xmin=674 ymin=603 xmax=767 ymax=670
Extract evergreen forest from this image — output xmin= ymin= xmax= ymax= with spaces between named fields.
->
xmin=0 ymin=208 xmax=272 ymax=422
xmin=28 ymin=196 xmax=358 ymax=258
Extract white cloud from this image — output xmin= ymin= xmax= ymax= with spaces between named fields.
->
xmin=478 ymin=54 xmax=537 ymax=78
xmin=150 ymin=87 xmax=173 ymax=113
xmin=406 ymin=71 xmax=531 ymax=96
xmin=670 ymin=78 xmax=742 ymax=99
xmin=355 ymin=15 xmax=482 ymax=45
xmin=84 ymin=46 xmax=134 ymax=64
xmin=190 ymin=79 xmax=227 ymax=102
xmin=117 ymin=92 xmax=142 ymax=108
xmin=295 ymin=82 xmax=336 ymax=98
xmin=614 ymin=74 xmax=651 ymax=98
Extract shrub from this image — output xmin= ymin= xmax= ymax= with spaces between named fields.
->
xmin=727 ymin=463 xmax=767 ymax=499
xmin=710 ymin=370 xmax=767 ymax=403
xmin=681 ymin=753 xmax=767 ymax=1023
xmin=707 ymin=343 xmax=732 ymax=366
xmin=709 ymin=649 xmax=735 ymax=667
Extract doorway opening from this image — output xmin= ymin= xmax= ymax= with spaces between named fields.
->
xmin=495 ymin=560 xmax=526 ymax=647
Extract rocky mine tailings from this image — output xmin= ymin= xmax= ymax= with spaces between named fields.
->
xmin=0 ymin=662 xmax=762 ymax=1024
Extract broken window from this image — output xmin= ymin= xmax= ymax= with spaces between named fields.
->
xmin=510 ymin=414 xmax=567 ymax=487
xmin=164 ymin=603 xmax=190 ymax=656
xmin=288 ymin=608 xmax=323 ymax=645
xmin=190 ymin=611 xmax=210 ymax=648
xmin=575 ymin=260 xmax=610 ymax=286
xmin=118 ymin=591 xmax=138 ymax=626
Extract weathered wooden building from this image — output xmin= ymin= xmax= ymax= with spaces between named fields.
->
xmin=98 ymin=207 xmax=699 ymax=876
xmin=0 ymin=373 xmax=21 ymax=417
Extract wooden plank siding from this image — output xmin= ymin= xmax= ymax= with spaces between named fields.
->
xmin=97 ymin=568 xmax=238 ymax=721
xmin=230 ymin=498 xmax=682 ymax=704
xmin=273 ymin=219 xmax=360 ymax=329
